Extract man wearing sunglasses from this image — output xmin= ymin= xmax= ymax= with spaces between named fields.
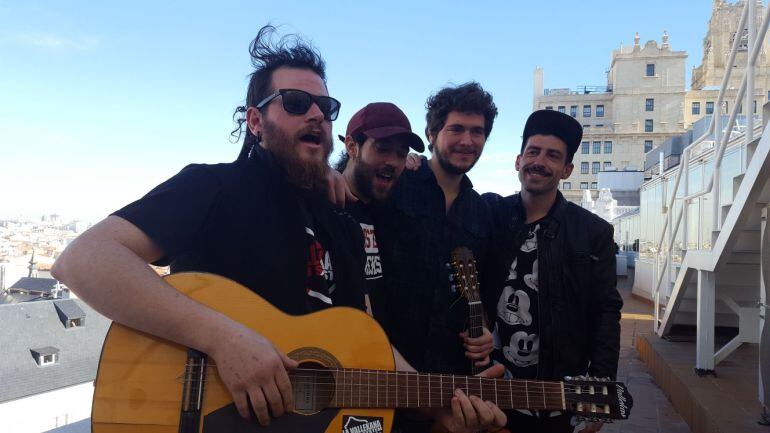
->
xmin=53 ymin=26 xmax=504 ymax=433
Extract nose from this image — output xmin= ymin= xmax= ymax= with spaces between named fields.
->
xmin=459 ymin=129 xmax=474 ymax=145
xmin=305 ymin=101 xmax=325 ymax=122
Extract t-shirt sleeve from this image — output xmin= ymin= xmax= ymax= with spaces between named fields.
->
xmin=112 ymin=164 xmax=221 ymax=266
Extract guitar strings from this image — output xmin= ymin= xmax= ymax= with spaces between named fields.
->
xmin=176 ymin=365 xmax=607 ymax=393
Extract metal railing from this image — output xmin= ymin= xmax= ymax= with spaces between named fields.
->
xmin=653 ymin=1 xmax=770 ymax=332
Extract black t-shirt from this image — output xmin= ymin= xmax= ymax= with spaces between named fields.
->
xmin=113 ymin=147 xmax=366 ymax=315
xmin=345 ymin=200 xmax=391 ymax=330
xmin=491 ymin=221 xmax=542 ymax=380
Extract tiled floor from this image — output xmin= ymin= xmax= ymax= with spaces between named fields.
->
xmin=594 ymin=274 xmax=692 ymax=433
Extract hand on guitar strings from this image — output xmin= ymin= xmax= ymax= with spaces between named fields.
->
xmin=459 ymin=327 xmax=494 ymax=367
xmin=210 ymin=321 xmax=298 ymax=426
xmin=432 ymin=365 xmax=507 ymax=433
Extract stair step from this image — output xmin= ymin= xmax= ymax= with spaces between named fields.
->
xmin=733 ymin=173 xmax=745 ymax=199
xmin=726 ymin=250 xmax=761 ymax=264
xmin=747 ymin=136 xmax=760 ymax=162
xmin=713 ymin=228 xmax=761 ymax=250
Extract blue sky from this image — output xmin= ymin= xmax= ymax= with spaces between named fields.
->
xmin=0 ymin=0 xmax=716 ymax=222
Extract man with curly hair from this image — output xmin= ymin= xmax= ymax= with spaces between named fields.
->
xmin=375 ymin=82 xmax=500 ymax=432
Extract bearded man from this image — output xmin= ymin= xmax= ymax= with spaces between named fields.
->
xmin=53 ymin=26 xmax=506 ymax=433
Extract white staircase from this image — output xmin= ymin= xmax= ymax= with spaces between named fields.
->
xmin=657 ymin=131 xmax=770 ymax=371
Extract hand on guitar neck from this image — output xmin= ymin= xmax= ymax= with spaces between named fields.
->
xmin=459 ymin=327 xmax=494 ymax=369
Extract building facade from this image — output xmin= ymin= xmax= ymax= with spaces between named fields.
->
xmin=533 ymin=0 xmax=770 ymax=204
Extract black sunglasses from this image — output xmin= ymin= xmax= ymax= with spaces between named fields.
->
xmin=255 ymin=88 xmax=341 ymax=121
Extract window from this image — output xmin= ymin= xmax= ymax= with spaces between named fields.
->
xmin=646 ymin=63 xmax=655 ymax=76
xmin=580 ymin=182 xmax=589 ymax=189
xmin=645 ymin=119 xmax=653 ymax=132
xmin=583 ymin=105 xmax=591 ymax=117
xmin=692 ymin=102 xmax=700 ymax=115
xmin=545 ymin=106 xmax=553 ymax=110
xmin=563 ymin=182 xmax=572 ymax=190
xmin=604 ymin=141 xmax=612 ymax=154
xmin=596 ymin=124 xmax=604 ymax=127
xmin=591 ymin=182 xmax=598 ymax=189
xmin=646 ymin=98 xmax=654 ymax=111
xmin=644 ymin=140 xmax=653 ymax=152
xmin=592 ymin=161 xmax=600 ymax=174
xmin=706 ymin=101 xmax=714 ymax=114
xmin=68 ymin=318 xmax=83 ymax=327
xmin=581 ymin=141 xmax=589 ymax=154
xmin=593 ymin=141 xmax=601 ymax=154
xmin=581 ymin=162 xmax=589 ymax=174
xmin=31 ymin=347 xmax=60 ymax=367
xmin=596 ymin=105 xmax=605 ymax=117
xmin=604 ymin=161 xmax=612 ymax=170
xmin=570 ymin=105 xmax=577 ymax=117
xmin=557 ymin=105 xmax=565 ymax=113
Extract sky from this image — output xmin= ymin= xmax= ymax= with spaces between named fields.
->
xmin=0 ymin=0 xmax=718 ymax=223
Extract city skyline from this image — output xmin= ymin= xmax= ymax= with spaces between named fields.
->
xmin=1 ymin=1 xmax=715 ymax=223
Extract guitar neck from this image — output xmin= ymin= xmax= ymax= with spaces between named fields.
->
xmin=290 ymin=369 xmax=565 ymax=411
xmin=467 ymin=302 xmax=484 ymax=339
xmin=467 ymin=302 xmax=484 ymax=375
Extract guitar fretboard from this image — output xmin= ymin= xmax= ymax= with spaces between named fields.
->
xmin=289 ymin=368 xmax=565 ymax=410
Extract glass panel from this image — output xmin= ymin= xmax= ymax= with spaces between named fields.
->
xmin=687 ymin=198 xmax=700 ymax=250
xmin=720 ymin=148 xmax=740 ymax=207
xmin=701 ymin=190 xmax=713 ymax=251
xmin=687 ymin=162 xmax=703 ymax=195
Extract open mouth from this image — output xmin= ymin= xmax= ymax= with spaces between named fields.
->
xmin=375 ymin=171 xmax=394 ymax=184
xmin=299 ymin=131 xmax=322 ymax=145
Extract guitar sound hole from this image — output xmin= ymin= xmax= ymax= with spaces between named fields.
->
xmin=291 ymin=361 xmax=335 ymax=415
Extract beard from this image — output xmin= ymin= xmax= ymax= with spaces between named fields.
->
xmin=261 ymin=119 xmax=332 ymax=193
xmin=433 ymin=142 xmax=481 ymax=175
xmin=352 ymin=157 xmax=397 ymax=202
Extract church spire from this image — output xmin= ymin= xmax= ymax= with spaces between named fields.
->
xmin=27 ymin=250 xmax=38 ymax=278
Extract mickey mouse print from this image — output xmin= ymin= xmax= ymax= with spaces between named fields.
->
xmin=491 ymin=222 xmax=541 ymax=379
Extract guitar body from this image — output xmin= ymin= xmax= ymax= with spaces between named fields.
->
xmin=91 ymin=272 xmax=395 ymax=433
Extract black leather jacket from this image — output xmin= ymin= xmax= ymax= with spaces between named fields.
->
xmin=481 ymin=191 xmax=622 ymax=381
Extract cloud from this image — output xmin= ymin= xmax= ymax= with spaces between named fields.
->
xmin=11 ymin=33 xmax=99 ymax=51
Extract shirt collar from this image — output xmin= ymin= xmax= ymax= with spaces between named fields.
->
xmin=417 ymin=157 xmax=474 ymax=190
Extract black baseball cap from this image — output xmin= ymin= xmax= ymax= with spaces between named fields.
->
xmin=521 ymin=109 xmax=583 ymax=156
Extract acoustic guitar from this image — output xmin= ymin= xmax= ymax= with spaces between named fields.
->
xmin=449 ymin=246 xmax=485 ymax=375
xmin=91 ymin=272 xmax=632 ymax=433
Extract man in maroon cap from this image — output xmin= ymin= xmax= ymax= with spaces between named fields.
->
xmin=334 ymin=102 xmax=425 ymax=325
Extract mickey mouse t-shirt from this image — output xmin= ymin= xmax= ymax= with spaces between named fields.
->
xmin=491 ymin=222 xmax=541 ymax=379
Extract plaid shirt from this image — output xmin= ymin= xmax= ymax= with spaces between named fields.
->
xmin=374 ymin=158 xmax=493 ymax=374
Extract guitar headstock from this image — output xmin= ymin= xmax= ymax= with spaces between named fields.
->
xmin=563 ymin=376 xmax=633 ymax=421
xmin=450 ymin=247 xmax=480 ymax=303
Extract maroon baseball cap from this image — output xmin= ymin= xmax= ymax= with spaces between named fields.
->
xmin=337 ymin=102 xmax=425 ymax=152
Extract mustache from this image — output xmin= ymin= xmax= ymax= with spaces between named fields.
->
xmin=524 ymin=165 xmax=552 ymax=176
xmin=377 ymin=166 xmax=396 ymax=176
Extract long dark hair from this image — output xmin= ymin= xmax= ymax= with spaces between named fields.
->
xmin=231 ymin=25 xmax=327 ymax=161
